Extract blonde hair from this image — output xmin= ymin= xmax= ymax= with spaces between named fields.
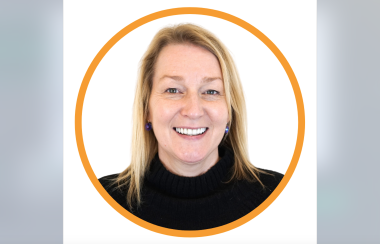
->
xmin=115 ymin=23 xmax=265 ymax=209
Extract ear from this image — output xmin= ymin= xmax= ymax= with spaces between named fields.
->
xmin=146 ymin=110 xmax=151 ymax=123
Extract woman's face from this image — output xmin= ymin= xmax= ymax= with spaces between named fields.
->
xmin=148 ymin=43 xmax=229 ymax=176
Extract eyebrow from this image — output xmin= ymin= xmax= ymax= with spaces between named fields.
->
xmin=159 ymin=75 xmax=222 ymax=83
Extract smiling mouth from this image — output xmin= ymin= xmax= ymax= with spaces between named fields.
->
xmin=173 ymin=127 xmax=208 ymax=136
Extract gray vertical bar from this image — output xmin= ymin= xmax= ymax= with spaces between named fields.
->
xmin=0 ymin=1 xmax=63 ymax=243
xmin=318 ymin=0 xmax=380 ymax=243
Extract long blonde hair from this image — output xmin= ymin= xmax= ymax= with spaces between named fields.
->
xmin=115 ymin=23 xmax=265 ymax=209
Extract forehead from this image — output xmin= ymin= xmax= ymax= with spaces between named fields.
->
xmin=154 ymin=43 xmax=222 ymax=78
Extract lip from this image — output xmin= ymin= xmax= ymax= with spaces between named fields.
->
xmin=173 ymin=127 xmax=208 ymax=129
xmin=172 ymin=127 xmax=208 ymax=140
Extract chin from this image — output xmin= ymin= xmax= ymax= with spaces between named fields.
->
xmin=176 ymin=150 xmax=206 ymax=164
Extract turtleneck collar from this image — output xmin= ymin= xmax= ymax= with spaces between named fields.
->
xmin=145 ymin=146 xmax=234 ymax=199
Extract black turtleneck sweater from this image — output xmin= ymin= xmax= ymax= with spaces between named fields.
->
xmin=99 ymin=147 xmax=283 ymax=230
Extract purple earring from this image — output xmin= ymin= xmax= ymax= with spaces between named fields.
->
xmin=145 ymin=122 xmax=152 ymax=131
xmin=225 ymin=125 xmax=229 ymax=134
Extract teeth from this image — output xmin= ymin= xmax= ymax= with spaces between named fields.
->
xmin=174 ymin=127 xmax=207 ymax=136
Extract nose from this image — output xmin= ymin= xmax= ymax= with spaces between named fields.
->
xmin=180 ymin=91 xmax=204 ymax=119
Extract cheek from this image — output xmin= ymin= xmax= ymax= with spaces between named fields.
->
xmin=150 ymin=100 xmax=180 ymax=123
xmin=207 ymin=103 xmax=229 ymax=125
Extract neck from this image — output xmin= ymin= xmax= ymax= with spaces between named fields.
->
xmin=157 ymin=147 xmax=220 ymax=177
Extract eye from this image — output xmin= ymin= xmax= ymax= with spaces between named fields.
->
xmin=166 ymin=88 xmax=179 ymax=93
xmin=205 ymin=90 xmax=219 ymax=95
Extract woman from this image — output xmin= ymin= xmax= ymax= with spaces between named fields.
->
xmin=99 ymin=23 xmax=283 ymax=230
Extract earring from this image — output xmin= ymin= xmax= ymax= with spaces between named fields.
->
xmin=145 ymin=122 xmax=152 ymax=131
xmin=225 ymin=125 xmax=229 ymax=134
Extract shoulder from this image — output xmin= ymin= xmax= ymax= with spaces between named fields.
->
xmin=98 ymin=174 xmax=129 ymax=207
xmin=98 ymin=174 xmax=119 ymax=191
xmin=234 ymin=169 xmax=283 ymax=204
xmin=220 ymin=168 xmax=283 ymax=212
xmin=257 ymin=168 xmax=284 ymax=191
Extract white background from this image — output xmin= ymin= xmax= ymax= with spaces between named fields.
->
xmin=64 ymin=1 xmax=316 ymax=243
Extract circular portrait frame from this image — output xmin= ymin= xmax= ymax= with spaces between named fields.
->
xmin=75 ymin=7 xmax=305 ymax=238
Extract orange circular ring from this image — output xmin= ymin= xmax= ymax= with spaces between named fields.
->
xmin=75 ymin=7 xmax=305 ymax=238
